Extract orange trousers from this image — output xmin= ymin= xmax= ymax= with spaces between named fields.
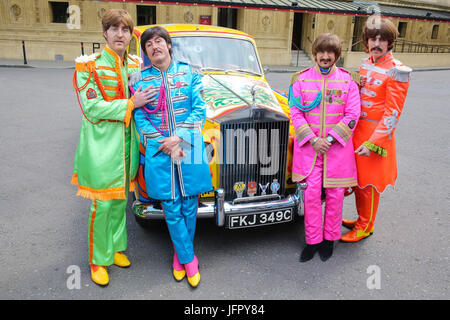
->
xmin=354 ymin=186 xmax=380 ymax=234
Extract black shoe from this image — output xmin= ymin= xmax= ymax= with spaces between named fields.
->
xmin=299 ymin=243 xmax=320 ymax=262
xmin=319 ymin=240 xmax=334 ymax=261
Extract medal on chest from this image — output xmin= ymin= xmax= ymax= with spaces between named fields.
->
xmin=326 ymin=89 xmax=343 ymax=104
xmin=86 ymin=88 xmax=97 ymax=99
xmin=326 ymin=89 xmax=333 ymax=103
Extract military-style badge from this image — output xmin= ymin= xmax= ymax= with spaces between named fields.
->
xmin=259 ymin=182 xmax=269 ymax=195
xmin=175 ymin=81 xmax=182 ymax=96
xmin=348 ymin=120 xmax=356 ymax=129
xmin=270 ymin=179 xmax=280 ymax=194
xmin=233 ymin=182 xmax=246 ymax=198
xmin=247 ymin=182 xmax=257 ymax=197
xmin=86 ymin=88 xmax=97 ymax=100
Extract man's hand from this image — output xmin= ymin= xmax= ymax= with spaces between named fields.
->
xmin=170 ymin=145 xmax=187 ymax=161
xmin=311 ymin=138 xmax=331 ymax=154
xmin=355 ymin=144 xmax=371 ymax=156
xmin=133 ymin=85 xmax=157 ymax=109
xmin=158 ymin=136 xmax=183 ymax=155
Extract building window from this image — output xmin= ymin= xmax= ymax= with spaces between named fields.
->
xmin=351 ymin=16 xmax=367 ymax=52
xmin=431 ymin=25 xmax=439 ymax=39
xmin=137 ymin=5 xmax=156 ymax=26
xmin=217 ymin=8 xmax=237 ymax=29
xmin=49 ymin=1 xmax=69 ymax=23
xmin=398 ymin=22 xmax=407 ymax=38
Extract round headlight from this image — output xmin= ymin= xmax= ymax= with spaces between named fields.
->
xmin=204 ymin=142 xmax=214 ymax=163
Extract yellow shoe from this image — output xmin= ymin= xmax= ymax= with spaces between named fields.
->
xmin=114 ymin=252 xmax=131 ymax=268
xmin=173 ymin=269 xmax=186 ymax=282
xmin=187 ymin=272 xmax=201 ymax=288
xmin=90 ymin=265 xmax=109 ymax=286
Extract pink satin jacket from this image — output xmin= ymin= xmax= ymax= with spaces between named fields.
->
xmin=289 ymin=65 xmax=361 ymax=187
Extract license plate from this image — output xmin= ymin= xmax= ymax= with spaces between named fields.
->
xmin=227 ymin=208 xmax=293 ymax=229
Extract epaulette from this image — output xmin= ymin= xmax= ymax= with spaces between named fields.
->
xmin=129 ymin=71 xmax=142 ymax=87
xmin=74 ymin=53 xmax=100 ymax=72
xmin=350 ymin=71 xmax=360 ymax=86
xmin=289 ymin=68 xmax=310 ymax=86
xmin=333 ymin=67 xmax=360 ymax=85
xmin=388 ymin=63 xmax=412 ymax=83
xmin=128 ymin=54 xmax=143 ymax=65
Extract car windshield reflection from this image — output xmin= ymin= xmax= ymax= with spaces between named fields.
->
xmin=171 ymin=36 xmax=262 ymax=75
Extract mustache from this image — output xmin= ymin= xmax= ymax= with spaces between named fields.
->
xmin=320 ymin=59 xmax=332 ymax=62
xmin=370 ymin=46 xmax=383 ymax=51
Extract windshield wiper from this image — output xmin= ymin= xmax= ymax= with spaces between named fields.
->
xmin=201 ymin=67 xmax=225 ymax=73
xmin=227 ymin=69 xmax=262 ymax=77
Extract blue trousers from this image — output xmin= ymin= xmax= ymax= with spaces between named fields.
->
xmin=161 ymin=168 xmax=199 ymax=264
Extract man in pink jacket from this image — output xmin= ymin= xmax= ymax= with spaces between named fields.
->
xmin=289 ymin=33 xmax=361 ymax=262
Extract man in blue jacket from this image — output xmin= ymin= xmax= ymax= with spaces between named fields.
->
xmin=131 ymin=26 xmax=212 ymax=288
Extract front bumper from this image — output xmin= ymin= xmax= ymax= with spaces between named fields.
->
xmin=133 ymin=183 xmax=306 ymax=228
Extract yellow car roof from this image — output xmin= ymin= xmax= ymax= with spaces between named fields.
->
xmin=133 ymin=24 xmax=254 ymax=40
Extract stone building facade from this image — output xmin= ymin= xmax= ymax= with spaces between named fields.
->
xmin=0 ymin=0 xmax=449 ymax=68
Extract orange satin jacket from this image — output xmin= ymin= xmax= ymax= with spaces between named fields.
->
xmin=354 ymin=51 xmax=411 ymax=193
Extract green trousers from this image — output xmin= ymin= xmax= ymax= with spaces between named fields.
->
xmin=88 ymin=198 xmax=128 ymax=266
xmin=88 ymin=127 xmax=130 ymax=266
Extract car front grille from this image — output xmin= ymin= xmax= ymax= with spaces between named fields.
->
xmin=220 ymin=118 xmax=290 ymax=201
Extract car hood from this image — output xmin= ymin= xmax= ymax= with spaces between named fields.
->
xmin=202 ymin=73 xmax=286 ymax=120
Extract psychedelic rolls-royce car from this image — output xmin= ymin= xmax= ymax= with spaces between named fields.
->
xmin=129 ymin=24 xmax=306 ymax=229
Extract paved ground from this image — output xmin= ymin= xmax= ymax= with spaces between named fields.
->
xmin=0 ymin=66 xmax=448 ymax=301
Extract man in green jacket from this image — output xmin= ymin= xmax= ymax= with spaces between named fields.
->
xmin=72 ymin=9 xmax=155 ymax=286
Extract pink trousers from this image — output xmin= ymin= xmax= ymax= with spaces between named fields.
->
xmin=303 ymin=153 xmax=345 ymax=245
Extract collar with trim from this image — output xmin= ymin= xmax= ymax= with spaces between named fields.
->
xmin=104 ymin=45 xmax=129 ymax=67
xmin=314 ymin=63 xmax=337 ymax=77
xmin=370 ymin=50 xmax=393 ymax=65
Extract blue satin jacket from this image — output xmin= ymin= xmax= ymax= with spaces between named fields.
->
xmin=132 ymin=61 xmax=213 ymax=200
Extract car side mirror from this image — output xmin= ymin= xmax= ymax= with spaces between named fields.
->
xmin=263 ymin=66 xmax=269 ymax=73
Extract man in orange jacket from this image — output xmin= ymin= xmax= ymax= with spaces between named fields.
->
xmin=341 ymin=17 xmax=412 ymax=242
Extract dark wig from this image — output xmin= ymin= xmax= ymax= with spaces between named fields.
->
xmin=140 ymin=26 xmax=172 ymax=57
xmin=312 ymin=33 xmax=342 ymax=61
xmin=361 ymin=18 xmax=398 ymax=52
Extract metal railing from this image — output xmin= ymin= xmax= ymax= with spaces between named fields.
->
xmin=393 ymin=39 xmax=450 ymax=54
xmin=292 ymin=41 xmax=301 ymax=67
xmin=291 ymin=37 xmax=313 ymax=67
xmin=351 ymin=38 xmax=450 ymax=54
xmin=13 ymin=39 xmax=102 ymax=65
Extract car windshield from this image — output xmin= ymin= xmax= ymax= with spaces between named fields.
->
xmin=171 ymin=36 xmax=262 ymax=75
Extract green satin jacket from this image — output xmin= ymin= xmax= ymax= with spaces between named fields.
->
xmin=71 ymin=46 xmax=141 ymax=201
